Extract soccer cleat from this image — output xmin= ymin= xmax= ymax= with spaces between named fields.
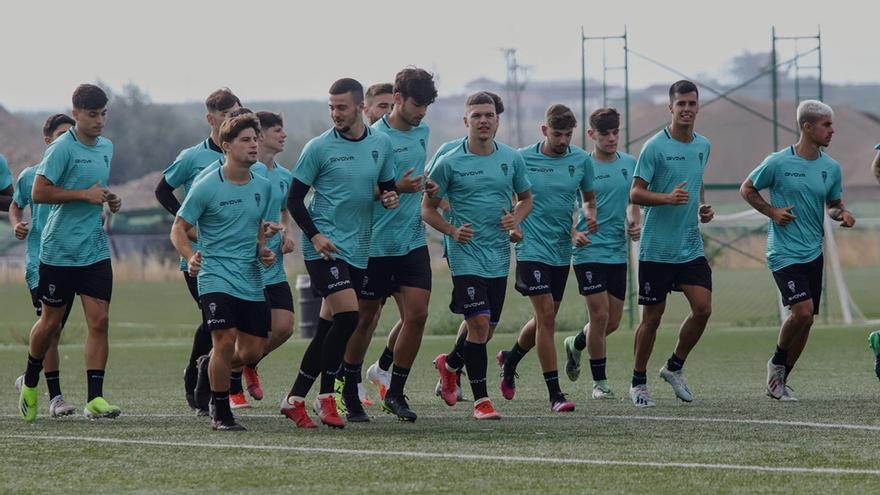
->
xmin=659 ymin=365 xmax=694 ymax=402
xmin=766 ymin=358 xmax=786 ymax=400
xmin=497 ymin=350 xmax=517 ymax=400
xmin=212 ymin=419 xmax=247 ymax=431
xmin=183 ymin=363 xmax=198 ymax=410
xmin=434 ymin=377 xmax=467 ymax=402
xmin=19 ymin=384 xmax=38 ymax=422
xmin=473 ymin=398 xmax=501 ymax=420
xmin=280 ymin=396 xmax=317 ymax=429
xmin=563 ymin=336 xmax=582 ymax=382
xmin=84 ymin=397 xmax=121 ymax=419
xmin=194 ymin=354 xmax=211 ymax=413
xmin=229 ymin=391 xmax=251 ymax=409
xmin=334 ymin=378 xmax=348 ymax=415
xmin=314 ymin=394 xmax=345 ymax=428
xmin=434 ymin=354 xmax=459 ymax=406
xmin=591 ymin=380 xmax=616 ymax=399
xmin=15 ymin=374 xmax=23 ymax=393
xmin=629 ymin=384 xmax=656 ymax=408
xmin=49 ymin=395 xmax=76 ymax=418
xmin=869 ymin=331 xmax=880 ymax=380
xmin=779 ymin=384 xmax=798 ymax=402
xmin=550 ymin=394 xmax=576 ymax=412
xmin=243 ymin=366 xmax=264 ymax=401
xmin=342 ymin=392 xmax=370 ymax=423
xmin=358 ymin=383 xmax=373 ymax=407
xmin=366 ymin=362 xmax=391 ymax=401
xmin=382 ymin=394 xmax=417 ymax=422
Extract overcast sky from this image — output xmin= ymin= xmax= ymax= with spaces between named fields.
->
xmin=1 ymin=0 xmax=875 ymax=111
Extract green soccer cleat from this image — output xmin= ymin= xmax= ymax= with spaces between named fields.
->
xmin=869 ymin=331 xmax=880 ymax=380
xmin=84 ymin=397 xmax=121 ymax=419
xmin=19 ymin=384 xmax=38 ymax=422
xmin=334 ymin=378 xmax=348 ymax=415
xmin=564 ymin=335 xmax=582 ymax=382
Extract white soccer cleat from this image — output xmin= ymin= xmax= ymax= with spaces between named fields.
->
xmin=49 ymin=395 xmax=76 ymax=418
xmin=659 ymin=366 xmax=694 ymax=402
xmin=366 ymin=362 xmax=391 ymax=400
xmin=779 ymin=385 xmax=798 ymax=402
xmin=14 ymin=374 xmax=23 ymax=393
xmin=766 ymin=358 xmax=786 ymax=400
xmin=591 ymin=380 xmax=616 ymax=400
xmin=629 ymin=384 xmax=656 ymax=408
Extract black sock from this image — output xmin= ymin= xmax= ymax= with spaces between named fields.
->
xmin=504 ymin=342 xmax=528 ymax=375
xmin=212 ymin=390 xmax=233 ymax=422
xmin=632 ymin=370 xmax=647 ymax=387
xmin=464 ymin=341 xmax=488 ymax=401
xmin=589 ymin=358 xmax=607 ymax=381
xmin=574 ymin=331 xmax=587 ymax=351
xmin=188 ymin=323 xmax=213 ymax=368
xmin=230 ymin=370 xmax=243 ymax=394
xmin=772 ymin=345 xmax=788 ymax=366
xmin=378 ymin=346 xmax=394 ymax=371
xmin=45 ymin=371 xmax=62 ymax=399
xmin=24 ymin=354 xmax=43 ymax=388
xmin=388 ymin=365 xmax=410 ymax=398
xmin=290 ymin=317 xmax=333 ymax=398
xmin=320 ymin=311 xmax=359 ymax=394
xmin=87 ymin=369 xmax=105 ymax=401
xmin=544 ymin=370 xmax=562 ymax=400
xmin=342 ymin=361 xmax=362 ymax=395
xmin=784 ymin=365 xmax=793 ymax=382
xmin=445 ymin=332 xmax=468 ymax=370
xmin=666 ymin=353 xmax=685 ymax=372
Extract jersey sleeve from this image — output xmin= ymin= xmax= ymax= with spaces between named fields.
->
xmin=292 ymin=140 xmax=321 ymax=186
xmin=0 ymin=155 xmax=11 ymax=190
xmin=633 ymin=141 xmax=657 ymax=183
xmin=512 ymin=152 xmax=531 ymax=194
xmin=428 ymin=154 xmax=452 ymax=199
xmin=378 ymin=138 xmax=396 ymax=183
xmin=748 ymin=154 xmax=777 ymax=191
xmin=12 ymin=170 xmax=31 ymax=208
xmin=426 ymin=142 xmax=454 ymax=175
xmin=36 ymin=142 xmax=70 ymax=185
xmin=163 ymin=149 xmax=192 ymax=189
xmin=579 ymin=155 xmax=595 ymax=193
xmin=177 ymin=180 xmax=209 ymax=226
xmin=827 ymin=163 xmax=842 ymax=202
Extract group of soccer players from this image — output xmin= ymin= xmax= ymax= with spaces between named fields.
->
xmin=7 ymin=69 xmax=863 ymax=431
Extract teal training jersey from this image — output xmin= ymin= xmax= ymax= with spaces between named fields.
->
xmin=748 ymin=146 xmax=842 ymax=271
xmin=515 ymin=142 xmax=594 ymax=266
xmin=426 ymin=138 xmax=467 ymax=258
xmin=164 ymin=138 xmax=224 ymax=271
xmin=251 ymin=161 xmax=293 ymax=285
xmin=293 ymin=127 xmax=396 ymax=269
xmin=634 ymin=128 xmax=710 ymax=263
xmin=12 ymin=166 xmax=49 ymax=288
xmin=178 ymin=166 xmax=272 ymax=301
xmin=875 ymin=143 xmax=880 ymax=151
xmin=573 ymin=152 xmax=637 ymax=265
xmin=369 ymin=116 xmax=430 ymax=257
xmin=429 ymin=139 xmax=532 ymax=278
xmin=36 ymin=128 xmax=113 ymax=267
xmin=0 ymin=154 xmax=11 ymax=190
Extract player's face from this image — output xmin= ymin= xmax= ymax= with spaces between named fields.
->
xmin=207 ymin=104 xmax=242 ymax=134
xmin=542 ymin=126 xmax=574 ymax=155
xmin=261 ymin=124 xmax=286 ymax=154
xmin=224 ymin=128 xmax=260 ymax=165
xmin=71 ymin=107 xmax=107 ymax=138
xmin=806 ymin=116 xmax=834 ymax=147
xmin=588 ymin=127 xmax=620 ymax=154
xmin=329 ymin=92 xmax=364 ymax=133
xmin=364 ymin=93 xmax=393 ymax=124
xmin=669 ymin=91 xmax=699 ymax=126
xmin=44 ymin=123 xmax=73 ymax=145
xmin=396 ymin=95 xmax=428 ymax=127
xmin=464 ymin=103 xmax=497 ymax=142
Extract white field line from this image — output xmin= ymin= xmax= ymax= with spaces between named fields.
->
xmin=0 ymin=433 xmax=877 ymax=476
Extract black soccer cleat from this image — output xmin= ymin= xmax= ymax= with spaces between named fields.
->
xmin=194 ymin=354 xmax=212 ymax=413
xmin=183 ymin=364 xmax=198 ymax=410
xmin=382 ymin=394 xmax=417 ymax=422
xmin=343 ymin=392 xmax=370 ymax=423
xmin=211 ymin=419 xmax=247 ymax=431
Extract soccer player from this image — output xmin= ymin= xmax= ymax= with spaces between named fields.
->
xmin=171 ymin=113 xmax=275 ymax=431
xmin=495 ymin=104 xmax=593 ymax=413
xmin=0 ymin=153 xmax=12 ymax=211
xmin=424 ymin=91 xmax=532 ymax=420
xmin=18 ymin=84 xmax=123 ymax=422
xmin=628 ymin=80 xmax=715 ymax=408
xmin=155 ymin=88 xmax=241 ymax=414
xmin=336 ymin=67 xmax=437 ymax=422
xmin=563 ymin=108 xmax=640 ymax=399
xmin=364 ymin=83 xmax=394 ymax=125
xmin=740 ymin=100 xmax=855 ymax=401
xmin=10 ymin=114 xmax=77 ymax=417
xmin=282 ymin=78 xmax=398 ymax=428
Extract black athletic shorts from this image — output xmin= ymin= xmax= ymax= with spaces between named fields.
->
xmin=638 ymin=256 xmax=712 ymax=305
xmin=450 ymin=275 xmax=507 ymax=325
xmin=361 ymin=246 xmax=432 ymax=300
xmin=29 ymin=286 xmax=73 ymax=326
xmin=38 ymin=259 xmax=112 ymax=307
xmin=200 ymin=292 xmax=271 ymax=337
xmin=772 ymin=255 xmax=823 ymax=315
xmin=514 ymin=261 xmax=569 ymax=301
xmin=574 ymin=262 xmax=628 ymax=300
xmin=265 ymin=281 xmax=295 ymax=312
xmin=304 ymin=258 xmax=366 ymax=298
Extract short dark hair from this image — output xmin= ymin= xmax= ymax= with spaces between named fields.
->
xmin=365 ymin=83 xmax=393 ymax=104
xmin=330 ymin=78 xmax=364 ymax=104
xmin=394 ymin=68 xmax=437 ymax=107
xmin=669 ymin=80 xmax=699 ymax=102
xmin=589 ymin=107 xmax=620 ymax=133
xmin=229 ymin=107 xmax=254 ymax=118
xmin=205 ymin=87 xmax=241 ymax=112
xmin=72 ymin=84 xmax=108 ymax=110
xmin=42 ymin=113 xmax=76 ymax=138
xmin=465 ymin=91 xmax=496 ymax=109
xmin=485 ymin=91 xmax=504 ymax=115
xmin=256 ymin=111 xmax=283 ymax=129
xmin=545 ymin=104 xmax=577 ymax=130
xmin=219 ymin=114 xmax=261 ymax=145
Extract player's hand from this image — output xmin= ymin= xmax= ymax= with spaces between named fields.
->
xmin=584 ymin=216 xmax=598 ymax=234
xmin=259 ymin=246 xmax=276 ymax=267
xmin=627 ymin=221 xmax=641 ymax=241
xmin=281 ymin=235 xmax=295 ymax=254
xmin=572 ymin=230 xmax=590 ymax=247
xmin=838 ymin=210 xmax=856 ymax=228
xmin=500 ymin=208 xmax=517 ymax=231
xmin=699 ymin=203 xmax=714 ymax=223
xmin=188 ymin=251 xmax=202 ymax=277
xmin=667 ymin=181 xmax=689 ymax=205
xmin=83 ymin=181 xmax=110 ymax=205
xmin=508 ymin=226 xmax=523 ymax=243
xmin=770 ymin=205 xmax=796 ymax=226
xmin=263 ymin=221 xmax=284 ymax=239
xmin=13 ymin=221 xmax=29 ymax=240
xmin=453 ymin=223 xmax=473 ymax=244
xmin=311 ymin=233 xmax=339 ymax=260
xmin=396 ymin=168 xmax=423 ymax=193
xmin=425 ymin=178 xmax=439 ymax=198
xmin=107 ymin=192 xmax=122 ymax=213
xmin=381 ymin=190 xmax=399 ymax=209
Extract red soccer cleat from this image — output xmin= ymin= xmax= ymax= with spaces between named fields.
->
xmin=243 ymin=366 xmax=264 ymax=401
xmin=434 ymin=354 xmax=459 ymax=406
xmin=280 ymin=396 xmax=317 ymax=429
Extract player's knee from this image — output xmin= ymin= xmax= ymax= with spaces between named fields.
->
xmin=691 ymin=303 xmax=712 ymax=321
xmin=590 ymin=311 xmax=610 ymax=331
xmin=790 ymin=302 xmax=814 ymax=322
xmin=405 ymin=308 xmax=429 ymax=328
xmin=606 ymin=318 xmax=621 ymax=335
xmin=238 ymin=346 xmax=263 ymax=366
xmin=88 ymin=314 xmax=110 ymax=334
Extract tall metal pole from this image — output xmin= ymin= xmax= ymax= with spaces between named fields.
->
xmin=817 ymin=25 xmax=824 ymax=101
xmin=771 ymin=26 xmax=779 ymax=152
xmin=623 ymin=25 xmax=631 ymax=154
xmin=581 ymin=26 xmax=587 ymax=149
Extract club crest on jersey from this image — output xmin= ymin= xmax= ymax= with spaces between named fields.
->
xmin=48 ymin=284 xmax=56 ymax=297
xmin=533 ymin=270 xmax=542 ymax=283
xmin=104 ymin=155 xmax=110 ymax=166
xmin=699 ymin=152 xmax=704 ymax=164
xmin=500 ymin=163 xmax=509 ymax=176
xmin=208 ymin=302 xmax=217 ymax=316
xmin=621 ymin=168 xmax=628 ymax=179
xmin=467 ymin=286 xmax=476 ymax=301
xmin=787 ymin=280 xmax=796 ymax=293
xmin=644 ymin=282 xmax=651 ymax=294
xmin=255 ymin=193 xmax=261 ymax=207
xmin=568 ymin=164 xmax=575 ymax=177
xmin=330 ymin=266 xmax=340 ymax=280
xmin=586 ymin=271 xmax=593 ymax=284
xmin=419 ymin=138 xmax=426 ymax=150
xmin=821 ymin=171 xmax=827 ymax=183
xmin=371 ymin=150 xmax=379 ymax=164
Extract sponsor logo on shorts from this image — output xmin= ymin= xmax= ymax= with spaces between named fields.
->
xmin=533 ymin=270 xmax=542 ymax=283
xmin=463 ymin=300 xmax=486 ymax=309
xmin=643 ymin=282 xmax=651 ymax=294
xmin=585 ymin=271 xmax=593 ymax=284
xmin=208 ymin=302 xmax=217 ymax=316
xmin=787 ymin=280 xmax=796 ymax=293
xmin=327 ymin=280 xmax=351 ymax=290
xmin=786 ymin=292 xmax=808 ymax=303
xmin=528 ymin=284 xmax=550 ymax=291
xmin=330 ymin=266 xmax=339 ymax=280
xmin=362 ymin=276 xmax=369 ymax=287
xmin=466 ymin=286 xmax=476 ymax=301
xmin=582 ymin=284 xmax=604 ymax=292
xmin=207 ymin=318 xmax=227 ymax=325
xmin=48 ymin=284 xmax=56 ymax=298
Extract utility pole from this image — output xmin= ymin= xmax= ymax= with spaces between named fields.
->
xmin=500 ymin=48 xmax=529 ymax=147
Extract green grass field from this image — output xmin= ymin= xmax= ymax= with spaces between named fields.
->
xmin=1 ymin=280 xmax=880 ymax=494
